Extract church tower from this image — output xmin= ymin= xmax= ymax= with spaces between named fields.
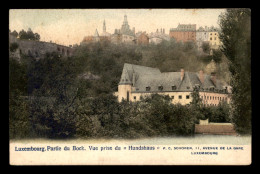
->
xmin=123 ymin=15 xmax=128 ymax=25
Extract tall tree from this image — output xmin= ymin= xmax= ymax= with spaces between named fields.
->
xmin=219 ymin=9 xmax=251 ymax=134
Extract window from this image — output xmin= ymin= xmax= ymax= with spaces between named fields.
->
xmin=172 ymin=96 xmax=174 ymax=100
xmin=207 ymin=96 xmax=209 ymax=100
xmin=134 ymin=96 xmax=136 ymax=100
xmin=210 ymin=37 xmax=212 ymax=40
xmin=179 ymin=95 xmax=182 ymax=99
xmin=127 ymin=91 xmax=129 ymax=102
xmin=146 ymin=86 xmax=151 ymax=91
xmin=158 ymin=86 xmax=163 ymax=91
xmin=215 ymin=37 xmax=216 ymax=40
xmin=210 ymin=96 xmax=211 ymax=100
xmin=187 ymin=86 xmax=190 ymax=89
xmin=186 ymin=95 xmax=190 ymax=99
xmin=126 ymin=79 xmax=128 ymax=81
xmin=172 ymin=86 xmax=177 ymax=90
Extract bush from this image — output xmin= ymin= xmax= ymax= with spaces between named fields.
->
xmin=10 ymin=42 xmax=19 ymax=52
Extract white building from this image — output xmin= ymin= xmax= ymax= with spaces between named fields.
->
xmin=149 ymin=28 xmax=170 ymax=45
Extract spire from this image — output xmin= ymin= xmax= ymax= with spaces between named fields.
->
xmin=103 ymin=20 xmax=106 ymax=33
xmin=123 ymin=15 xmax=128 ymax=25
xmin=94 ymin=29 xmax=99 ymax=37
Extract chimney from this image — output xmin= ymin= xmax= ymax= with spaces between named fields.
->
xmin=210 ymin=72 xmax=217 ymax=85
xmin=180 ymin=68 xmax=185 ymax=81
xmin=199 ymin=70 xmax=204 ymax=84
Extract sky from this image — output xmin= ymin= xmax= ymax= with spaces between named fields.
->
xmin=9 ymin=9 xmax=227 ymax=46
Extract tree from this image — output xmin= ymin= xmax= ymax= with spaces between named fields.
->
xmin=18 ymin=29 xmax=40 ymax=41
xmin=219 ymin=8 xmax=251 ymax=134
xmin=212 ymin=49 xmax=223 ymax=63
xmin=10 ymin=30 xmax=18 ymax=38
xmin=202 ymin=42 xmax=210 ymax=54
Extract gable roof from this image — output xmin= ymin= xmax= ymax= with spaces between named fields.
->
xmin=119 ymin=63 xmax=227 ymax=93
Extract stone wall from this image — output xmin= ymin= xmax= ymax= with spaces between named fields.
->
xmin=195 ymin=124 xmax=237 ymax=135
xmin=9 ymin=34 xmax=74 ymax=60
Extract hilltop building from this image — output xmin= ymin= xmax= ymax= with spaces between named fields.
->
xmin=136 ymin=31 xmax=149 ymax=45
xmin=196 ymin=26 xmax=210 ymax=49
xmin=195 ymin=26 xmax=221 ymax=50
xmin=208 ymin=26 xmax=221 ymax=49
xmin=169 ymin=24 xmax=196 ymax=43
xmin=81 ymin=20 xmax=111 ymax=45
xmin=111 ymin=15 xmax=136 ymax=44
xmin=149 ymin=28 xmax=170 ymax=45
xmin=114 ymin=63 xmax=231 ymax=106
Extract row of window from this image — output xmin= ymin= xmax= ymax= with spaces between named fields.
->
xmin=145 ymin=85 xmax=178 ymax=91
xmin=205 ymin=103 xmax=218 ymax=106
xmin=209 ymin=37 xmax=217 ymax=40
xmin=133 ymin=95 xmax=190 ymax=100
xmin=200 ymin=95 xmax=227 ymax=101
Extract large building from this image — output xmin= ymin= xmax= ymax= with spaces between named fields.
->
xmin=81 ymin=20 xmax=111 ymax=44
xmin=195 ymin=26 xmax=221 ymax=50
xmin=114 ymin=63 xmax=231 ymax=106
xmin=149 ymin=28 xmax=170 ymax=45
xmin=208 ymin=26 xmax=221 ymax=49
xmin=136 ymin=31 xmax=149 ymax=45
xmin=169 ymin=24 xmax=196 ymax=43
xmin=196 ymin=26 xmax=210 ymax=49
xmin=111 ymin=15 xmax=136 ymax=44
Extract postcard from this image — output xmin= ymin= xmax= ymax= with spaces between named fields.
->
xmin=9 ymin=8 xmax=251 ymax=165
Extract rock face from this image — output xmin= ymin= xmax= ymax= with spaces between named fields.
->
xmin=9 ymin=34 xmax=74 ymax=60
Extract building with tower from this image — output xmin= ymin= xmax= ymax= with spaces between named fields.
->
xmin=114 ymin=63 xmax=231 ymax=106
xmin=112 ymin=15 xmax=136 ymax=44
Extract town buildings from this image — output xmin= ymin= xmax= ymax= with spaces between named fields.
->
xmin=80 ymin=16 xmax=222 ymax=51
xmin=169 ymin=24 xmax=196 ymax=43
xmin=196 ymin=26 xmax=210 ymax=49
xmin=111 ymin=15 xmax=136 ymax=44
xmin=114 ymin=63 xmax=231 ymax=106
xmin=149 ymin=28 xmax=170 ymax=45
xmin=136 ymin=32 xmax=149 ymax=45
xmin=208 ymin=26 xmax=221 ymax=49
xmin=195 ymin=26 xmax=221 ymax=50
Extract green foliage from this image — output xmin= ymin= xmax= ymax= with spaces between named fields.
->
xmin=10 ymin=42 xmax=19 ymax=52
xmin=9 ymin=35 xmax=233 ymax=139
xmin=219 ymin=8 xmax=251 ymax=134
xmin=10 ymin=30 xmax=18 ymax=38
xmin=212 ymin=49 xmax=223 ymax=63
xmin=9 ymin=92 xmax=31 ymax=139
xmin=202 ymin=42 xmax=210 ymax=54
xmin=18 ymin=28 xmax=40 ymax=41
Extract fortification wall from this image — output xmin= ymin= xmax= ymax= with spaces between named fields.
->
xmin=9 ymin=34 xmax=74 ymax=59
